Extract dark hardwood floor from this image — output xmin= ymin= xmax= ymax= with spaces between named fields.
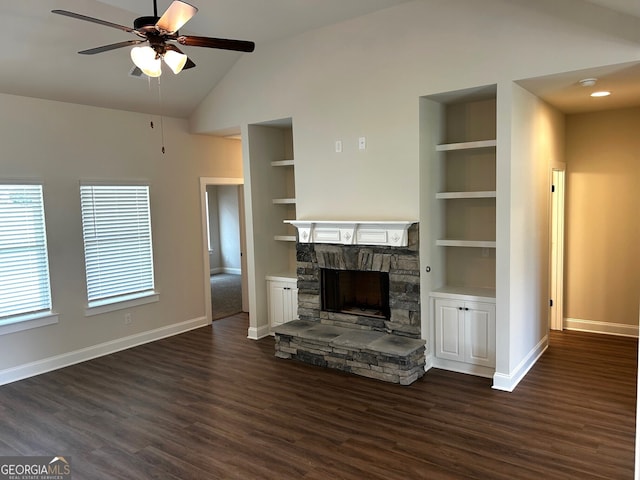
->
xmin=0 ymin=314 xmax=636 ymax=479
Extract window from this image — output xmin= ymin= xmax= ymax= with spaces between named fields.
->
xmin=80 ymin=184 xmax=156 ymax=312
xmin=0 ymin=184 xmax=53 ymax=320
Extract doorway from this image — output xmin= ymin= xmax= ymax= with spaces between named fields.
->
xmin=200 ymin=177 xmax=248 ymax=322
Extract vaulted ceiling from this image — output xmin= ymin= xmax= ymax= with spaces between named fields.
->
xmin=0 ymin=0 xmax=639 ymax=118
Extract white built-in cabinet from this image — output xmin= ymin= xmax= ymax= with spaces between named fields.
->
xmin=421 ymin=85 xmax=497 ymax=377
xmin=433 ymin=297 xmax=495 ymax=368
xmin=267 ymin=276 xmax=299 ymax=330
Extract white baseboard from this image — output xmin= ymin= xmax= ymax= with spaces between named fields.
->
xmin=424 ymin=353 xmax=434 ymax=372
xmin=0 ymin=316 xmax=209 ymax=386
xmin=492 ymin=334 xmax=548 ymax=392
xmin=432 ymin=357 xmax=495 ymax=379
xmin=564 ymin=318 xmax=638 ymax=337
xmin=210 ymin=267 xmax=224 ymax=275
xmin=247 ymin=324 xmax=270 ymax=340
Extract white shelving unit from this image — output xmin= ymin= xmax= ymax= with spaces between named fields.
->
xmin=246 ymin=119 xmax=299 ymax=337
xmin=421 ymin=85 xmax=497 ymax=377
xmin=270 ymin=156 xmax=297 ymax=244
xmin=435 ymin=191 xmax=496 ymax=200
xmin=428 ymin=87 xmax=497 ymax=299
xmin=436 ymin=239 xmax=496 ymax=248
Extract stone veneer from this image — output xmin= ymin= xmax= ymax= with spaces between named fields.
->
xmin=274 ymin=224 xmax=425 ymax=385
xmin=296 ymin=224 xmax=421 ymax=338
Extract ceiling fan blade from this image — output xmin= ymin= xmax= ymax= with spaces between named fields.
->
xmin=177 ymin=35 xmax=255 ymax=53
xmin=156 ymin=1 xmax=198 ymax=34
xmin=78 ymin=40 xmax=144 ymax=55
xmin=51 ymin=10 xmax=135 ymax=33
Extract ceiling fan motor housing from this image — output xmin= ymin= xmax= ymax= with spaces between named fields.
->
xmin=134 ymin=16 xmax=160 ymax=32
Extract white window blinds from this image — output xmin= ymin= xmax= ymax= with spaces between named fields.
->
xmin=0 ymin=184 xmax=52 ymax=319
xmin=80 ymin=185 xmax=155 ymax=304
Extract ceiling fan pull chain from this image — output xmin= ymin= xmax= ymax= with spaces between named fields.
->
xmin=147 ymin=75 xmax=155 ymax=130
xmin=157 ymin=77 xmax=166 ymax=154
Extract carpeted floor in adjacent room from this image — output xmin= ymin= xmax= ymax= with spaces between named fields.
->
xmin=210 ymin=273 xmax=243 ymax=320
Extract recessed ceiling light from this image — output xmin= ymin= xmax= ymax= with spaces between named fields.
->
xmin=591 ymin=91 xmax=611 ymax=97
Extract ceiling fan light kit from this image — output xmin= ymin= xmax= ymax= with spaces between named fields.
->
xmin=163 ymin=49 xmax=188 ymax=74
xmin=52 ymin=0 xmax=255 ymax=78
xmin=130 ymin=46 xmax=162 ymax=77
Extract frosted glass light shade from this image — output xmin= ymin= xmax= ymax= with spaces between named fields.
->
xmin=163 ymin=50 xmax=188 ymax=74
xmin=130 ymin=46 xmax=162 ymax=77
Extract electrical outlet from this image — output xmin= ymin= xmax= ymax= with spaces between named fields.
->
xmin=335 ymin=140 xmax=342 ymax=153
xmin=358 ymin=136 xmax=366 ymax=150
xmin=124 ymin=313 xmax=132 ymax=325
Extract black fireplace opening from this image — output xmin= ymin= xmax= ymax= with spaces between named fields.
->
xmin=321 ymin=269 xmax=390 ymax=320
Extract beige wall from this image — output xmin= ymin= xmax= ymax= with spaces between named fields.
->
xmin=565 ymin=107 xmax=640 ymax=326
xmin=0 ymin=92 xmax=242 ymax=378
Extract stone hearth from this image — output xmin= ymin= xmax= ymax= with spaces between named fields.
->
xmin=275 ymin=320 xmax=425 ymax=385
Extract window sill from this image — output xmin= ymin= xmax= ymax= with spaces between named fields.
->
xmin=0 ymin=311 xmax=59 ymax=336
xmin=85 ymin=291 xmax=160 ymax=317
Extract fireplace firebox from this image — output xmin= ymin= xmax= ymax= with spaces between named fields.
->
xmin=321 ymin=269 xmax=390 ymax=320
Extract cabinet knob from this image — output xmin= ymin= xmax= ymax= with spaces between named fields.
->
xmin=458 ymin=307 xmax=463 ymax=311
xmin=465 ymin=307 xmax=469 ymax=311
xmin=425 ymin=266 xmax=431 ymax=273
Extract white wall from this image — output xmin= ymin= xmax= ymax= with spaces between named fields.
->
xmin=189 ymin=0 xmax=639 ymax=386
xmin=206 ymin=185 xmax=222 ymax=273
xmin=217 ymin=185 xmax=242 ymax=272
xmin=0 ymin=92 xmax=242 ymax=382
xmin=494 ymin=84 xmax=565 ymax=389
xmin=191 ymin=1 xmax=638 ymax=220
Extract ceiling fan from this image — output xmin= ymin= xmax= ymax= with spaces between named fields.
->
xmin=52 ymin=0 xmax=255 ymax=77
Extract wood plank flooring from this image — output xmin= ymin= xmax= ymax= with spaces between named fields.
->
xmin=0 ymin=314 xmax=636 ymax=479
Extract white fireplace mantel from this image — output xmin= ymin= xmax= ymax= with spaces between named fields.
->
xmin=285 ymin=220 xmax=416 ymax=247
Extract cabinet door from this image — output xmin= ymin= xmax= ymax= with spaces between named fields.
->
xmin=268 ymin=282 xmax=286 ymax=328
xmin=268 ymin=280 xmax=298 ymax=328
xmin=434 ymin=299 xmax=464 ymax=362
xmin=282 ymin=284 xmax=299 ymax=324
xmin=463 ymin=302 xmax=496 ymax=367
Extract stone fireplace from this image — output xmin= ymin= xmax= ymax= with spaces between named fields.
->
xmin=321 ymin=269 xmax=390 ymax=320
xmin=273 ymin=222 xmax=425 ymax=385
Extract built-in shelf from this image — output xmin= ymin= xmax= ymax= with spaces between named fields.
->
xmin=266 ymin=273 xmax=297 ymax=282
xmin=436 ymin=239 xmax=496 ymax=248
xmin=272 ymin=198 xmax=296 ymax=205
xmin=271 ymin=160 xmax=295 ymax=167
xmin=436 ymin=191 xmax=496 ymax=199
xmin=436 ymin=139 xmax=496 ymax=151
xmin=274 ymin=235 xmax=296 ymax=242
xmin=431 ymin=285 xmax=496 ymax=302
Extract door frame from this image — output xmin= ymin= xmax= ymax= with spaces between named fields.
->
xmin=199 ymin=177 xmax=246 ymax=323
xmin=549 ymin=162 xmax=566 ymax=331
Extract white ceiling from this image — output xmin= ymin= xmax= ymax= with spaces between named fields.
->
xmin=0 ymin=0 xmax=639 ymax=119
xmin=587 ymin=0 xmax=640 ymax=17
